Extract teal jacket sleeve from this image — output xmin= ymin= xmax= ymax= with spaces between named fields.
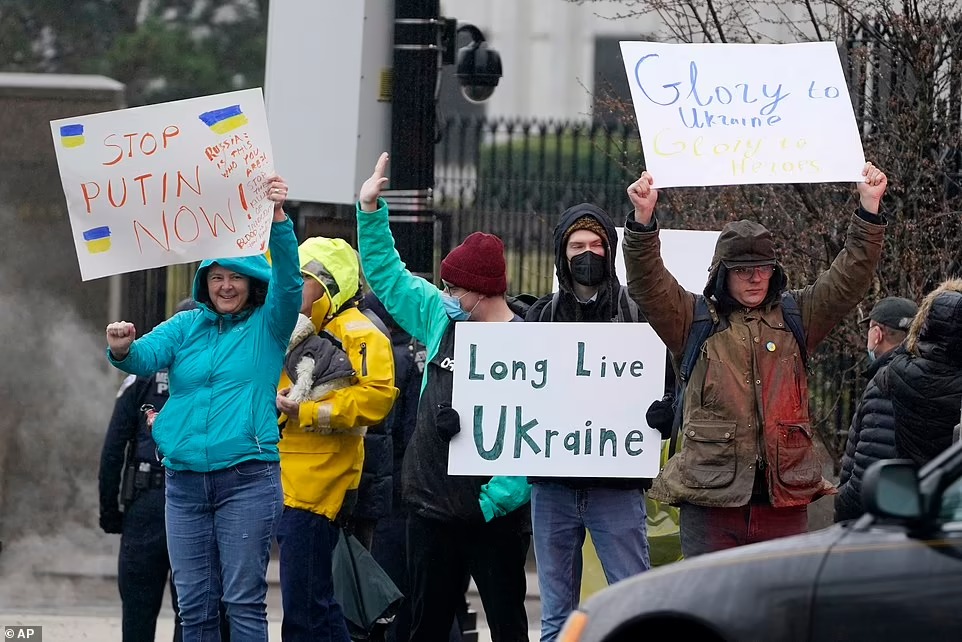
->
xmin=264 ymin=216 xmax=304 ymax=345
xmin=356 ymin=198 xmax=448 ymax=348
xmin=479 ymin=476 xmax=532 ymax=522
xmin=106 ymin=312 xmax=190 ymax=376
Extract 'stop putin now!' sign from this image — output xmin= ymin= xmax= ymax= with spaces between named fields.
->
xmin=51 ymin=88 xmax=276 ymax=281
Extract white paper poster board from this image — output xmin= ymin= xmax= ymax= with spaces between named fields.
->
xmin=449 ymin=322 xmax=666 ymax=478
xmin=619 ymin=41 xmax=865 ymax=187
xmin=553 ymin=228 xmax=721 ymax=294
xmin=51 ymin=88 xmax=276 ymax=281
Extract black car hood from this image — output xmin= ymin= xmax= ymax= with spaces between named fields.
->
xmin=578 ymin=524 xmax=849 ymax=642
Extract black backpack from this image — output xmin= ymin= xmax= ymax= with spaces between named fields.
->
xmin=666 ymin=292 xmax=807 ymax=454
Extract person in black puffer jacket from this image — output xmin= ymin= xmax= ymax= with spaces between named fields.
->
xmin=835 ymin=296 xmax=917 ymax=522
xmin=882 ymin=279 xmax=962 ymax=468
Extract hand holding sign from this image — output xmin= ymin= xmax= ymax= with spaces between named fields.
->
xmin=267 ymin=175 xmax=290 ymax=221
xmin=106 ymin=321 xmax=137 ymax=360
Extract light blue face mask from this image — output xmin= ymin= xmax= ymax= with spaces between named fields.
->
xmin=441 ymin=292 xmax=470 ymax=321
xmin=867 ymin=349 xmax=876 ymax=363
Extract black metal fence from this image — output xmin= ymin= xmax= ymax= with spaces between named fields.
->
xmin=435 ymin=117 xmax=644 ymax=295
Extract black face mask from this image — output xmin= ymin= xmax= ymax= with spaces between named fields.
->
xmin=570 ymin=251 xmax=607 ymax=287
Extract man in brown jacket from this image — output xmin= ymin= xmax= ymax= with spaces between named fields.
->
xmin=622 ymin=163 xmax=888 ymax=557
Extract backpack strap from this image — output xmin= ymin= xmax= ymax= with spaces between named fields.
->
xmin=614 ymin=286 xmax=641 ymax=323
xmin=544 ymin=291 xmax=559 ymax=322
xmin=666 ymin=297 xmax=717 ymax=458
xmin=779 ymin=292 xmax=808 ymax=368
xmin=679 ymin=296 xmax=717 ymax=383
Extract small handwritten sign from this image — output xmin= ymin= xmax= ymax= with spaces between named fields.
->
xmin=50 ymin=88 xmax=275 ymax=281
xmin=449 ymin=322 xmax=665 ymax=478
xmin=620 ymin=41 xmax=865 ymax=187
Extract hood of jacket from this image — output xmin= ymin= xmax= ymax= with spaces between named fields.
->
xmin=298 ymin=237 xmax=361 ymax=329
xmin=550 ymin=203 xmax=621 ymax=320
xmin=703 ymin=219 xmax=788 ymax=312
xmin=905 ymin=278 xmax=962 ymax=364
xmin=191 ymin=254 xmax=272 ymax=321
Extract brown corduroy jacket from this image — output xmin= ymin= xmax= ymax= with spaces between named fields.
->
xmin=623 ymin=213 xmax=885 ymax=508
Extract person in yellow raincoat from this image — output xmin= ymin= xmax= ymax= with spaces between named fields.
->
xmin=274 ymin=236 xmax=398 ymax=642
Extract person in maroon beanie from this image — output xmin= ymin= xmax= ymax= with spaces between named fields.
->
xmin=356 ymin=153 xmax=532 ymax=642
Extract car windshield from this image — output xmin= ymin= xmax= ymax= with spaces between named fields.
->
xmin=940 ymin=475 xmax=962 ymax=525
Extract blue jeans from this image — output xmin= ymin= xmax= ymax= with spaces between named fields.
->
xmin=165 ymin=459 xmax=283 ymax=642
xmin=531 ymin=483 xmax=650 ymax=642
xmin=275 ymin=507 xmax=351 ymax=642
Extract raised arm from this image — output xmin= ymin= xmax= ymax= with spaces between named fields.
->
xmin=794 ymin=162 xmax=887 ymax=349
xmin=622 ymin=171 xmax=696 ymax=354
xmin=264 ymin=176 xmax=304 ymax=346
xmin=355 ymin=153 xmax=448 ymax=346
xmin=106 ymin=313 xmax=189 ymax=376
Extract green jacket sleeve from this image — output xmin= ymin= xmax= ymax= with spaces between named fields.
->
xmin=479 ymin=476 xmax=532 ymax=522
xmin=264 ymin=216 xmax=305 ymax=346
xmin=356 ymin=198 xmax=449 ymax=350
xmin=106 ymin=312 xmax=190 ymax=376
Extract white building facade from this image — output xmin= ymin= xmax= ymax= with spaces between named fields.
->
xmin=441 ymin=0 xmax=822 ymax=121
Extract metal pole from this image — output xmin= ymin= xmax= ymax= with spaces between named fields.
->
xmin=390 ymin=0 xmax=441 ymax=279
xmin=391 ymin=0 xmax=440 ymax=192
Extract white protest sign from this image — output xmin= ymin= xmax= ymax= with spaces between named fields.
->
xmin=449 ymin=322 xmax=666 ymax=477
xmin=51 ymin=88 xmax=275 ymax=281
xmin=554 ymin=228 xmax=721 ymax=294
xmin=619 ymin=41 xmax=865 ymax=187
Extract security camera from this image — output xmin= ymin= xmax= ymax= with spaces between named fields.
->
xmin=455 ymin=25 xmax=502 ymax=104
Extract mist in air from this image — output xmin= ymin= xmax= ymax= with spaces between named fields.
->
xmin=0 ymin=204 xmax=121 ymax=606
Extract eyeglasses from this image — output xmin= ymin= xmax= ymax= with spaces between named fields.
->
xmin=441 ymin=280 xmax=465 ymax=295
xmin=730 ymin=265 xmax=775 ymax=281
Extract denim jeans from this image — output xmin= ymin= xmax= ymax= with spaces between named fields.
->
xmin=531 ymin=483 xmax=650 ymax=642
xmin=165 ymin=459 xmax=283 ymax=642
xmin=275 ymin=507 xmax=351 ymax=642
xmin=679 ymin=502 xmax=808 ymax=557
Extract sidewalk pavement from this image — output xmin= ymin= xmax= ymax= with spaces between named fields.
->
xmin=0 ymin=554 xmax=543 ymax=641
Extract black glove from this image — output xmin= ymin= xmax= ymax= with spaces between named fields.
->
xmin=646 ymin=394 xmax=676 ymax=440
xmin=436 ymin=403 xmax=461 ymax=441
xmin=100 ymin=510 xmax=124 ymax=534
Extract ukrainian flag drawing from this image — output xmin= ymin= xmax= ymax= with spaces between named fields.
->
xmin=198 ymin=105 xmax=249 ymax=135
xmin=83 ymin=226 xmax=112 ymax=254
xmin=60 ymin=124 xmax=85 ymax=148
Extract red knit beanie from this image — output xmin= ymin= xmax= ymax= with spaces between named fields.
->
xmin=440 ymin=231 xmax=507 ymax=295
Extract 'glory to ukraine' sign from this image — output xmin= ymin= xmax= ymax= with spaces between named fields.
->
xmin=448 ymin=323 xmax=666 ymax=478
xmin=620 ymin=41 xmax=866 ymax=188
xmin=51 ymin=88 xmax=275 ymax=281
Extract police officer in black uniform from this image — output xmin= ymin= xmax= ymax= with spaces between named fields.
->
xmin=99 ymin=362 xmax=181 ymax=642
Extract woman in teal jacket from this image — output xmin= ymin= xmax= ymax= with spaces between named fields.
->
xmin=356 ymin=153 xmax=532 ymax=642
xmin=106 ymin=177 xmax=302 ymax=642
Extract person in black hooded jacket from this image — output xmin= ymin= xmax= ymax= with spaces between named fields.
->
xmin=524 ymin=204 xmax=651 ymax=642
xmin=882 ymin=278 xmax=962 ymax=467
xmin=835 ymin=296 xmax=917 ymax=523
